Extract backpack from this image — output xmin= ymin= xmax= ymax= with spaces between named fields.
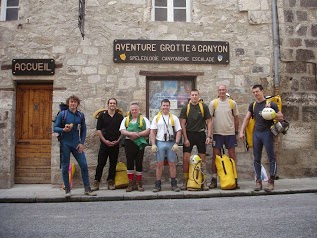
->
xmin=213 ymin=98 xmax=234 ymax=117
xmin=53 ymin=103 xmax=84 ymax=141
xmin=186 ymin=99 xmax=204 ymax=118
xmin=125 ymin=111 xmax=144 ymax=128
xmin=93 ymin=108 xmax=124 ymax=119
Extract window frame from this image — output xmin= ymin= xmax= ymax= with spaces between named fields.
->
xmin=151 ymin=0 xmax=191 ymax=22
xmin=0 ymin=0 xmax=20 ymax=21
xmin=146 ymin=76 xmax=196 ymax=121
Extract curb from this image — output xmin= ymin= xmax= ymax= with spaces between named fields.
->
xmin=0 ymin=188 xmax=316 ymax=203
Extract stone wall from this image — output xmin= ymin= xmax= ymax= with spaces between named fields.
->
xmin=0 ymin=0 xmax=316 ymax=188
xmin=277 ymin=0 xmax=317 ymax=177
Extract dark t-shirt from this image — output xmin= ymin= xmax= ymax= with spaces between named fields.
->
xmin=248 ymin=100 xmax=279 ymax=132
xmin=179 ymin=102 xmax=211 ymax=132
xmin=96 ymin=111 xmax=123 ymax=141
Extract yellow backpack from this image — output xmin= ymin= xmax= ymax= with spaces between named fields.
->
xmin=125 ymin=111 xmax=144 ymax=128
xmin=186 ymin=99 xmax=204 ymax=118
xmin=155 ymin=111 xmax=175 ymax=126
xmin=213 ymin=98 xmax=234 ymax=116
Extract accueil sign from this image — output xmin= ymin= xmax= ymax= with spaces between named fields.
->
xmin=12 ymin=59 xmax=55 ymax=76
xmin=113 ymin=39 xmax=229 ymax=64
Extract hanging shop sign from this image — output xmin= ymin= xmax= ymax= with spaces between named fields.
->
xmin=113 ymin=39 xmax=229 ymax=64
xmin=12 ymin=59 xmax=55 ymax=76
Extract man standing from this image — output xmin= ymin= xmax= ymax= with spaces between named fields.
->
xmin=208 ymin=85 xmax=239 ymax=189
xmin=239 ymin=85 xmax=283 ymax=192
xmin=91 ymin=98 xmax=123 ymax=191
xmin=54 ymin=95 xmax=96 ymax=198
xmin=120 ymin=101 xmax=150 ymax=192
xmin=179 ymin=89 xmax=212 ymax=190
xmin=150 ymin=99 xmax=182 ymax=192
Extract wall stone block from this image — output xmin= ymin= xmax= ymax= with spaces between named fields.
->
xmin=285 ymin=61 xmax=308 ymax=73
xmin=282 ymin=122 xmax=313 ymax=149
xmin=238 ymin=0 xmax=261 ymax=11
xmin=296 ymin=10 xmax=308 ymax=21
xmin=303 ymin=106 xmax=317 ymax=121
xmin=248 ymin=11 xmax=271 ymax=24
xmin=304 ymin=39 xmax=317 ymax=47
xmin=288 ymin=38 xmax=302 ymax=47
xmin=296 ymin=49 xmax=315 ymax=61
xmin=282 ymin=105 xmax=299 ymax=121
xmin=311 ymin=24 xmax=317 ymax=37
xmin=296 ymin=25 xmax=307 ymax=36
xmin=284 ymin=10 xmax=295 ymax=22
xmin=300 ymin=0 xmax=317 ymax=8
xmin=300 ymin=76 xmax=317 ymax=91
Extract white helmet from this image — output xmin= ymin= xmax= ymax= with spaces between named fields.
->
xmin=261 ymin=108 xmax=276 ymax=120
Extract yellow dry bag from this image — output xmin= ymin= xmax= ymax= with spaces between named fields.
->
xmin=187 ymin=155 xmax=204 ymax=191
xmin=114 ymin=162 xmax=129 ymax=189
xmin=215 ymin=153 xmax=237 ymax=190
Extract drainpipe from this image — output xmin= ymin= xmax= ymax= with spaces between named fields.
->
xmin=272 ymin=0 xmax=280 ymax=95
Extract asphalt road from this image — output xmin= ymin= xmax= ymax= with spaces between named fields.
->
xmin=0 ymin=193 xmax=316 ymax=238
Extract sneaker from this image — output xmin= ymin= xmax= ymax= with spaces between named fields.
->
xmin=265 ymin=178 xmax=274 ymax=192
xmin=126 ymin=180 xmax=134 ymax=192
xmin=171 ymin=179 xmax=180 ymax=192
xmin=91 ymin=180 xmax=100 ymax=191
xmin=254 ymin=179 xmax=262 ymax=191
xmin=153 ymin=180 xmax=161 ymax=192
xmin=108 ymin=179 xmax=115 ymax=190
xmin=136 ymin=180 xmax=145 ymax=192
xmin=208 ymin=177 xmax=217 ymax=189
xmin=84 ymin=186 xmax=97 ymax=196
xmin=65 ymin=188 xmax=71 ymax=198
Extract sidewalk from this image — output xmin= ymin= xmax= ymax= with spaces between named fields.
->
xmin=0 ymin=177 xmax=316 ymax=203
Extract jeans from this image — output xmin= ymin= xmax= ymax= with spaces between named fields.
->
xmin=61 ymin=142 xmax=90 ymax=189
xmin=156 ymin=140 xmax=177 ymax=162
xmin=95 ymin=142 xmax=119 ymax=181
xmin=253 ymin=130 xmax=277 ymax=180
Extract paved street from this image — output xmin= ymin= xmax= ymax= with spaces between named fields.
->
xmin=0 ymin=193 xmax=316 ymax=238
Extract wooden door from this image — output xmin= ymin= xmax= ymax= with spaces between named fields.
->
xmin=15 ymin=84 xmax=53 ymax=183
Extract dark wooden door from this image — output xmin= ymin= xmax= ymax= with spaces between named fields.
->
xmin=15 ymin=84 xmax=53 ymax=183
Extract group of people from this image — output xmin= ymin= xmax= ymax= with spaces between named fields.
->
xmin=53 ymin=84 xmax=283 ymax=198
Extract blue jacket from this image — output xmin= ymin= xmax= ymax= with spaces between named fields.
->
xmin=54 ymin=109 xmax=86 ymax=145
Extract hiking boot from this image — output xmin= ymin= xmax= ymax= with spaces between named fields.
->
xmin=126 ymin=180 xmax=134 ymax=192
xmin=91 ymin=180 xmax=100 ymax=191
xmin=208 ymin=177 xmax=217 ymax=189
xmin=171 ymin=179 xmax=180 ymax=192
xmin=180 ymin=180 xmax=187 ymax=190
xmin=153 ymin=180 xmax=161 ymax=192
xmin=265 ymin=178 xmax=274 ymax=192
xmin=136 ymin=180 xmax=145 ymax=192
xmin=108 ymin=179 xmax=115 ymax=190
xmin=254 ymin=179 xmax=262 ymax=191
xmin=65 ymin=188 xmax=71 ymax=198
xmin=201 ymin=180 xmax=209 ymax=191
xmin=84 ymin=186 xmax=97 ymax=196
xmin=132 ymin=179 xmax=137 ymax=191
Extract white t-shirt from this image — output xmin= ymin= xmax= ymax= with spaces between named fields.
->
xmin=150 ymin=113 xmax=181 ymax=141
xmin=119 ymin=116 xmax=150 ymax=139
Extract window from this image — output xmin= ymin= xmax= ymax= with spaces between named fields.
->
xmin=147 ymin=76 xmax=195 ymax=121
xmin=152 ymin=0 xmax=191 ymax=22
xmin=0 ymin=0 xmax=19 ymax=21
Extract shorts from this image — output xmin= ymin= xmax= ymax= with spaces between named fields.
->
xmin=156 ymin=140 xmax=177 ymax=162
xmin=183 ymin=131 xmax=206 ymax=154
xmin=212 ymin=134 xmax=237 ymax=149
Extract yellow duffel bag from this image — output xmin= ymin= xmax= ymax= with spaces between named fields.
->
xmin=114 ymin=162 xmax=129 ymax=189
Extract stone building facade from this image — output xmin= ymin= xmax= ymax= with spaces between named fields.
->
xmin=0 ymin=0 xmax=316 ymax=188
